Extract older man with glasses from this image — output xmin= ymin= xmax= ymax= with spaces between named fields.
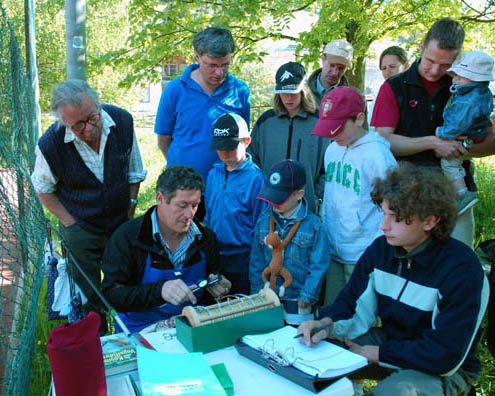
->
xmin=31 ymin=79 xmax=147 ymax=334
xmin=154 ymin=26 xmax=250 ymax=220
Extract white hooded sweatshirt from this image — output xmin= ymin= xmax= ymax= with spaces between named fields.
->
xmin=322 ymin=132 xmax=397 ymax=263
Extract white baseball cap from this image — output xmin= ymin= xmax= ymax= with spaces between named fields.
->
xmin=447 ymin=50 xmax=495 ymax=82
xmin=323 ymin=39 xmax=353 ymax=68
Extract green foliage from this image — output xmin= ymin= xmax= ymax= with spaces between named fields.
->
xmin=4 ymin=0 xmax=141 ymax=113
xmin=236 ymin=59 xmax=277 ymax=124
xmin=103 ymin=0 xmax=495 ymax=93
xmin=107 ymin=0 xmax=311 ymax=87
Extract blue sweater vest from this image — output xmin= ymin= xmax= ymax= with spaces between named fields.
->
xmin=38 ymin=104 xmax=133 ymax=233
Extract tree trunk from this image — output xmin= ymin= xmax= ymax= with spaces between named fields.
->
xmin=347 ymin=55 xmax=366 ymax=94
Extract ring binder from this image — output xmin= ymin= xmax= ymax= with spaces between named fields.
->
xmin=236 ymin=326 xmax=369 ymax=393
xmin=235 ymin=340 xmax=336 ymax=393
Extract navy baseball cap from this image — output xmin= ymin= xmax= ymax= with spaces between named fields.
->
xmin=257 ymin=160 xmax=306 ymax=206
xmin=274 ymin=62 xmax=306 ymax=94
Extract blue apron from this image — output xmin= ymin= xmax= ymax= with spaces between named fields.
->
xmin=116 ymin=251 xmax=206 ymax=333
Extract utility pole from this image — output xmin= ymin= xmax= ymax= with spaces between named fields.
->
xmin=24 ymin=0 xmax=41 ymax=143
xmin=65 ymin=0 xmax=87 ymax=80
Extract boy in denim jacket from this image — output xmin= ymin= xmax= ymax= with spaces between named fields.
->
xmin=250 ymin=159 xmax=330 ymax=324
xmin=436 ymin=50 xmax=494 ymax=214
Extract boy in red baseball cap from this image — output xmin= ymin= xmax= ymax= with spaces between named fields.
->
xmin=313 ymin=86 xmax=397 ymax=305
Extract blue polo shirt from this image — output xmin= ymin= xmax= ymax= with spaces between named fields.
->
xmin=154 ymin=64 xmax=250 ymax=182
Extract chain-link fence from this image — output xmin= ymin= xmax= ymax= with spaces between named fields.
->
xmin=0 ymin=4 xmax=46 ymax=395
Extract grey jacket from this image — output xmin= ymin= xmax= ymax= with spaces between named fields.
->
xmin=248 ymin=108 xmax=328 ymax=213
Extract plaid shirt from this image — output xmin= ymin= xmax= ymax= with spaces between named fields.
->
xmin=31 ymin=109 xmax=146 ymax=193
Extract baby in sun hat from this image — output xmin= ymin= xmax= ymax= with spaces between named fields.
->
xmin=436 ymin=50 xmax=495 ymax=215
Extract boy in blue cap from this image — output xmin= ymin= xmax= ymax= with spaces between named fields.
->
xmin=204 ymin=113 xmax=265 ymax=295
xmin=250 ymin=159 xmax=330 ymax=324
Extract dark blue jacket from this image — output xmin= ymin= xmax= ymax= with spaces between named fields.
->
xmin=320 ymin=236 xmax=487 ymax=376
xmin=38 ymin=104 xmax=133 ymax=234
xmin=204 ymin=154 xmax=265 ymax=255
xmin=437 ymin=82 xmax=493 ymax=141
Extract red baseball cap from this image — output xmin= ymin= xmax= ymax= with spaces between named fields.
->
xmin=312 ymin=86 xmax=364 ymax=138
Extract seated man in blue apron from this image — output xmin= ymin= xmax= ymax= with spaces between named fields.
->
xmin=102 ymin=165 xmax=231 ymax=333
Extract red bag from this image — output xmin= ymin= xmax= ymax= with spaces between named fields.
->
xmin=47 ymin=312 xmax=106 ymax=396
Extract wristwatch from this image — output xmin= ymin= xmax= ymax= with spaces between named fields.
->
xmin=130 ymin=198 xmax=138 ymax=205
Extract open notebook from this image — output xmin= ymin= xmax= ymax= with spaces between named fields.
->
xmin=242 ymin=326 xmax=367 ymax=378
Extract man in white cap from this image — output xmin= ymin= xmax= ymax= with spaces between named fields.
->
xmin=308 ymin=39 xmax=354 ymax=105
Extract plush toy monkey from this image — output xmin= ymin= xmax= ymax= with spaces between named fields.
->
xmin=262 ymin=217 xmax=301 ymax=297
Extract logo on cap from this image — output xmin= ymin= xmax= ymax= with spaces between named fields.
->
xmin=330 ymin=126 xmax=341 ymax=136
xmin=213 ymin=127 xmax=230 ymax=137
xmin=280 ymin=70 xmax=294 ymax=82
xmin=270 ymin=172 xmax=281 ymax=185
xmin=322 ymin=99 xmax=333 ymax=117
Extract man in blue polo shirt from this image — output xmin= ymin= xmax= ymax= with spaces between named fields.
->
xmin=154 ymin=27 xmax=250 ymax=219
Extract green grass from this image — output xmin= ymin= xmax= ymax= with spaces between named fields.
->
xmin=134 ymin=126 xmax=165 ymax=216
xmin=28 ymin=130 xmax=495 ymax=395
xmin=474 ymin=157 xmax=495 ymax=246
xmin=472 ymin=157 xmax=495 ymax=395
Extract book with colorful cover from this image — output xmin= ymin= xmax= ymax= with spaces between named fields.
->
xmin=100 ymin=332 xmax=137 ymax=376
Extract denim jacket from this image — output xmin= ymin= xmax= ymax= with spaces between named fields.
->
xmin=249 ymin=199 xmax=331 ymax=304
xmin=437 ymin=82 xmax=494 ymax=141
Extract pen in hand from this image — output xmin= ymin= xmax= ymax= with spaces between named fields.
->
xmin=293 ymin=322 xmax=332 ymax=339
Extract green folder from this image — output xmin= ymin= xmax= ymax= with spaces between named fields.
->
xmin=137 ymin=346 xmax=226 ymax=396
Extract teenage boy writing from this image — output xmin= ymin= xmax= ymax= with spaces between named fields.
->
xmin=204 ymin=113 xmax=265 ymax=295
xmin=298 ymin=163 xmax=488 ymax=396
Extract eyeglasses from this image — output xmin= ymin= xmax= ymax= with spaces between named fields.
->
xmin=200 ymin=57 xmax=231 ymax=72
xmin=68 ymin=112 xmax=101 ymax=132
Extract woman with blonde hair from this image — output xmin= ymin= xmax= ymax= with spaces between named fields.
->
xmin=249 ymin=62 xmax=328 ymax=214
